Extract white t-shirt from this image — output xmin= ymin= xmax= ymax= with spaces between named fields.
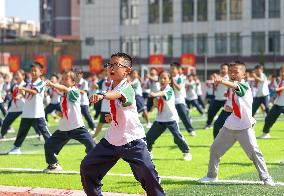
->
xmin=105 ymin=79 xmax=145 ymax=146
xmin=185 ymin=81 xmax=198 ymax=101
xmin=131 ymin=78 xmax=143 ymax=96
xmin=8 ymin=80 xmax=26 ymax=113
xmin=148 ymin=76 xmax=160 ymax=93
xmin=274 ymin=80 xmax=284 ymax=106
xmin=156 ymin=85 xmax=179 ymax=122
xmin=22 ymin=78 xmax=46 ymax=118
xmin=49 ymin=88 xmax=61 ymax=104
xmin=256 ymin=73 xmax=269 ymax=97
xmin=100 ymin=79 xmax=111 ymax=113
xmin=173 ymin=75 xmax=186 ymax=104
xmin=214 ymin=75 xmax=229 ymax=101
xmin=224 ymin=87 xmax=233 ymax=109
xmin=206 ymin=83 xmax=214 ymax=96
xmin=224 ymin=81 xmax=256 ymax=130
xmin=78 ymin=78 xmax=89 ymax=105
xmin=59 ymin=87 xmax=85 ymax=131
xmin=196 ymin=80 xmax=203 ymax=96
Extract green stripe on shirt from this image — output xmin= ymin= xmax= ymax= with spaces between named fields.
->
xmin=68 ymin=88 xmax=80 ymax=103
xmin=235 ymin=82 xmax=249 ymax=97
xmin=121 ymin=85 xmax=134 ymax=107
xmin=164 ymin=87 xmax=173 ymax=101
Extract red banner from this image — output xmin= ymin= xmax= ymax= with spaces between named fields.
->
xmin=89 ymin=55 xmax=103 ymax=73
xmin=60 ymin=55 xmax=73 ymax=73
xmin=34 ymin=55 xmax=47 ymax=74
xmin=8 ymin=56 xmax=20 ymax=73
xmin=180 ymin=54 xmax=196 ymax=66
xmin=149 ymin=55 xmax=164 ymax=65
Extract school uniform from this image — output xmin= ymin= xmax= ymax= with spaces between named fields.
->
xmin=207 ymin=81 xmax=272 ymax=182
xmin=146 ymin=84 xmax=189 ymax=153
xmin=80 ymin=79 xmax=165 ymax=196
xmin=96 ymin=79 xmax=111 ymax=124
xmin=147 ymin=76 xmax=160 ymax=112
xmin=185 ymin=80 xmax=204 ymax=115
xmin=13 ymin=78 xmax=51 ymax=148
xmin=173 ymin=75 xmax=195 ymax=133
xmin=44 ymin=88 xmax=62 ymax=121
xmin=252 ymin=73 xmax=270 ymax=116
xmin=78 ymin=78 xmax=95 ymax=130
xmin=196 ymin=80 xmax=205 ymax=109
xmin=206 ymin=75 xmax=229 ymax=127
xmin=206 ymin=83 xmax=215 ymax=104
xmin=44 ymin=87 xmax=95 ymax=165
xmin=132 ymin=78 xmax=145 ymax=113
xmin=262 ymin=80 xmax=284 ymax=134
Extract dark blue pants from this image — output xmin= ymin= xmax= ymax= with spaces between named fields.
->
xmin=44 ymin=103 xmax=61 ymax=122
xmin=1 ymin=112 xmax=21 ymax=137
xmin=81 ymin=105 xmax=95 ymax=130
xmin=206 ymin=94 xmax=215 ymax=105
xmin=252 ymin=96 xmax=270 ymax=116
xmin=147 ymin=97 xmax=154 ymax=112
xmin=185 ymin=99 xmax=204 ymax=115
xmin=94 ymin=100 xmax=102 ymax=119
xmin=0 ymin=102 xmax=7 ymax=117
xmin=263 ymin=104 xmax=284 ymax=133
xmin=146 ymin=121 xmax=189 ymax=153
xmin=14 ymin=118 xmax=51 ymax=147
xmin=198 ymin=95 xmax=205 ymax=109
xmin=175 ymin=103 xmax=194 ymax=133
xmin=213 ymin=110 xmax=231 ymax=138
xmin=206 ymin=100 xmax=226 ymax=126
xmin=80 ymin=138 xmax=165 ymax=196
xmin=45 ymin=127 xmax=95 ymax=165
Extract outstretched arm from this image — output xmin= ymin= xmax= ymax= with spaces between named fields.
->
xmin=46 ymin=80 xmax=69 ymax=93
xmin=214 ymin=76 xmax=238 ymax=89
xmin=90 ymin=91 xmax=124 ymax=103
xmin=18 ymin=86 xmax=38 ymax=95
xmin=149 ymin=91 xmax=166 ymax=98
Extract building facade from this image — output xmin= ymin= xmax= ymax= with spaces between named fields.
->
xmin=40 ymin=0 xmax=80 ymax=38
xmin=81 ymin=0 xmax=284 ymax=71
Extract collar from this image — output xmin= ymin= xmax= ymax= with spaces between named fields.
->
xmin=32 ymin=78 xmax=41 ymax=85
xmin=111 ymin=78 xmax=128 ymax=91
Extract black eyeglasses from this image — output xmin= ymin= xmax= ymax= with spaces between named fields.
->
xmin=105 ymin=63 xmax=129 ymax=69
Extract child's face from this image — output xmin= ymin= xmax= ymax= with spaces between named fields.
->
xmin=150 ymin=69 xmax=157 ymax=76
xmin=159 ymin=72 xmax=170 ymax=87
xmin=230 ymin=65 xmax=245 ymax=81
xmin=14 ymin=72 xmax=23 ymax=83
xmin=107 ymin=57 xmax=131 ymax=82
xmin=131 ymin=71 xmax=139 ymax=79
xmin=220 ymin=65 xmax=228 ymax=75
xmin=255 ymin=68 xmax=263 ymax=76
xmin=187 ymin=75 xmax=193 ymax=81
xmin=50 ymin=76 xmax=58 ymax=83
xmin=61 ymin=73 xmax=75 ymax=87
xmin=170 ymin=66 xmax=179 ymax=76
xmin=31 ymin=66 xmax=42 ymax=81
xmin=77 ymin=73 xmax=83 ymax=79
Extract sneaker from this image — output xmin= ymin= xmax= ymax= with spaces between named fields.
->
xmin=43 ymin=163 xmax=62 ymax=173
xmin=204 ymin=125 xmax=212 ymax=130
xmin=198 ymin=176 xmax=218 ymax=183
xmin=7 ymin=128 xmax=15 ymax=133
xmin=263 ymin=178 xmax=275 ymax=186
xmin=8 ymin=146 xmax=22 ymax=155
xmin=89 ymin=128 xmax=96 ymax=135
xmin=189 ymin=131 xmax=196 ymax=137
xmin=183 ymin=153 xmax=192 ymax=161
xmin=258 ymin=133 xmax=271 ymax=139
xmin=146 ymin=123 xmax=152 ymax=129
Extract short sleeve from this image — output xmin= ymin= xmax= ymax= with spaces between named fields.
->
xmin=163 ymin=87 xmax=173 ymax=101
xmin=68 ymin=87 xmax=80 ymax=103
xmin=120 ymin=85 xmax=135 ymax=107
xmin=81 ymin=81 xmax=89 ymax=91
xmin=34 ymin=81 xmax=45 ymax=93
xmin=177 ymin=77 xmax=182 ymax=85
xmin=235 ymin=82 xmax=249 ymax=97
xmin=132 ymin=79 xmax=139 ymax=89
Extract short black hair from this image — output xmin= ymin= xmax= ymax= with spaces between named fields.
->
xmin=220 ymin=63 xmax=229 ymax=68
xmin=229 ymin=60 xmax=246 ymax=67
xmin=31 ymin=61 xmax=43 ymax=70
xmin=51 ymin=74 xmax=59 ymax=80
xmin=170 ymin=62 xmax=181 ymax=68
xmin=255 ymin=64 xmax=263 ymax=70
xmin=111 ymin=52 xmax=133 ymax=67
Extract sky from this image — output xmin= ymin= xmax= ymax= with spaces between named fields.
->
xmin=5 ymin=0 xmax=39 ymax=22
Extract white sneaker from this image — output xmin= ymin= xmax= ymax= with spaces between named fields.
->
xmin=198 ymin=176 xmax=218 ymax=183
xmin=189 ymin=131 xmax=196 ymax=137
xmin=183 ymin=153 xmax=192 ymax=161
xmin=263 ymin=178 xmax=275 ymax=186
xmin=258 ymin=133 xmax=271 ymax=139
xmin=89 ymin=128 xmax=96 ymax=135
xmin=8 ymin=146 xmax=22 ymax=155
xmin=146 ymin=123 xmax=152 ymax=129
xmin=43 ymin=163 xmax=63 ymax=173
xmin=7 ymin=128 xmax=15 ymax=133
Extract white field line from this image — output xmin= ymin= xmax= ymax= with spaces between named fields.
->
xmin=0 ymin=135 xmax=39 ymax=142
xmin=0 ymin=167 xmax=283 ymax=186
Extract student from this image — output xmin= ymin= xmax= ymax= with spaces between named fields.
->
xmin=205 ymin=74 xmax=215 ymax=105
xmin=251 ymin=65 xmax=270 ymax=116
xmin=146 ymin=68 xmax=160 ymax=112
xmin=43 ymin=71 xmax=95 ymax=172
xmin=0 ymin=70 xmax=26 ymax=139
xmin=77 ymin=70 xmax=96 ymax=133
xmin=260 ymin=66 xmax=284 ymax=139
xmin=130 ymin=70 xmax=151 ymax=128
xmin=80 ymin=52 xmax=165 ymax=196
xmin=199 ymin=62 xmax=274 ymax=186
xmin=185 ymin=74 xmax=204 ymax=115
xmin=7 ymin=62 xmax=51 ymax=154
xmin=146 ymin=71 xmax=192 ymax=161
xmin=44 ymin=74 xmax=62 ymax=122
xmin=194 ymin=74 xmax=206 ymax=109
xmin=205 ymin=63 xmax=229 ymax=129
xmin=170 ymin=62 xmax=195 ymax=136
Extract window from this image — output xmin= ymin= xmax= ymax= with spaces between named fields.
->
xmin=252 ymin=0 xmax=265 ymax=19
xmin=269 ymin=0 xmax=280 ymax=18
xmin=230 ymin=0 xmax=242 ymax=20
xmin=162 ymin=0 xmax=173 ymax=23
xmin=149 ymin=35 xmax=173 ymax=56
xmin=197 ymin=34 xmax=208 ymax=55
xmin=252 ymin=32 xmax=265 ymax=54
xmin=268 ymin=31 xmax=280 ymax=53
xmin=182 ymin=0 xmax=194 ymax=22
xmin=120 ymin=0 xmax=129 ymax=25
xmin=86 ymin=0 xmax=94 ymax=4
xmin=182 ymin=34 xmax=195 ymax=53
xmin=121 ymin=37 xmax=140 ymax=56
xmin=216 ymin=0 xmax=227 ymax=20
xmin=215 ymin=33 xmax=227 ymax=54
xmin=149 ymin=36 xmax=162 ymax=54
xmin=162 ymin=35 xmax=173 ymax=56
xmin=197 ymin=0 xmax=207 ymax=21
xmin=130 ymin=0 xmax=139 ymax=24
xmin=149 ymin=0 xmax=159 ymax=24
xmin=85 ymin=37 xmax=95 ymax=46
xmin=121 ymin=0 xmax=139 ymax=25
xmin=230 ymin=33 xmax=241 ymax=54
